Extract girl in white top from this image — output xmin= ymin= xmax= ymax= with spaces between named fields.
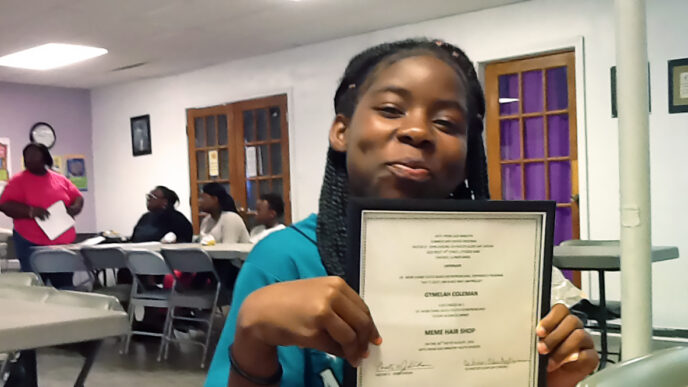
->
xmin=199 ymin=183 xmax=250 ymax=244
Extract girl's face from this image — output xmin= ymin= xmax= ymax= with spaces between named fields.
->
xmin=146 ymin=188 xmax=168 ymax=211
xmin=199 ymin=192 xmax=219 ymax=213
xmin=330 ymin=55 xmax=469 ymax=199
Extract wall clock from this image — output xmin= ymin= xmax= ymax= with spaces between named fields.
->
xmin=30 ymin=122 xmax=56 ymax=148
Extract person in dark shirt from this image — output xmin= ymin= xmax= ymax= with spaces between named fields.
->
xmin=119 ymin=186 xmax=193 ymax=287
xmin=131 ymin=186 xmax=193 ymax=243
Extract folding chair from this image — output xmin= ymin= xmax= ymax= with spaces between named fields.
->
xmin=30 ymin=248 xmax=92 ymax=290
xmin=160 ymin=248 xmax=224 ymax=368
xmin=123 ymin=250 xmax=172 ymax=359
xmin=80 ymin=247 xmax=131 ymax=305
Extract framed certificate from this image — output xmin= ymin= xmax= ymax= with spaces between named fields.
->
xmin=668 ymin=57 xmax=688 ymax=114
xmin=344 ymin=199 xmax=555 ymax=387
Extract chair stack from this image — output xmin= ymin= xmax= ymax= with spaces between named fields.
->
xmin=0 ymin=230 xmax=20 ymax=273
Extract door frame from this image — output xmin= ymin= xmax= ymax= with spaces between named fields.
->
xmin=185 ymin=87 xmax=300 ymax=221
xmin=475 ymin=36 xmax=591 ymax=293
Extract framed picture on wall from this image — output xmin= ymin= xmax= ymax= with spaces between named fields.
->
xmin=668 ymin=58 xmax=688 ymax=114
xmin=130 ymin=115 xmax=152 ymax=156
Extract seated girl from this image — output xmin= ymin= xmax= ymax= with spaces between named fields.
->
xmin=199 ymin=183 xmax=250 ymax=244
xmin=206 ymin=38 xmax=598 ymax=387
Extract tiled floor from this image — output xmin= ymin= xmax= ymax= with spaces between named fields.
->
xmin=36 ymin=336 xmax=211 ymax=387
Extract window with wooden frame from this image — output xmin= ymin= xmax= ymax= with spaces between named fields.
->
xmin=187 ymin=94 xmax=290 ymax=233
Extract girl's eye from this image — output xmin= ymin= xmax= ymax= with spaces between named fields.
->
xmin=434 ymin=119 xmax=456 ymax=128
xmin=376 ymin=106 xmax=404 ymax=118
xmin=434 ymin=119 xmax=463 ymax=134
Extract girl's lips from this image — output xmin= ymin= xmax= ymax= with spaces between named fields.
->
xmin=386 ymin=162 xmax=431 ymax=182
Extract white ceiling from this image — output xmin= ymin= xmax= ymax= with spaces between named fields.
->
xmin=0 ymin=0 xmax=525 ymax=89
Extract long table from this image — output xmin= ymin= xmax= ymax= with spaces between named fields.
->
xmin=0 ymin=278 xmax=129 ymax=386
xmin=45 ymin=241 xmax=254 ymax=262
xmin=553 ymin=243 xmax=679 ymax=271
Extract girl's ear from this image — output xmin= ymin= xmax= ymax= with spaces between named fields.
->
xmin=329 ymin=114 xmax=349 ymax=152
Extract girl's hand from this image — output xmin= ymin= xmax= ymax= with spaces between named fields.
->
xmin=235 ymin=276 xmax=382 ymax=367
xmin=539 ymin=304 xmax=599 ymax=387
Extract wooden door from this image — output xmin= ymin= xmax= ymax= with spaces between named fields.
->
xmin=484 ymin=51 xmax=580 ymax=285
xmin=233 ymin=95 xmax=291 ymax=230
xmin=187 ymin=94 xmax=291 ymax=233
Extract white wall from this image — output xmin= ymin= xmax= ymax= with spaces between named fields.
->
xmin=91 ymin=0 xmax=688 ymax=329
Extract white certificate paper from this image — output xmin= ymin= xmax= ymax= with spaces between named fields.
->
xmin=350 ymin=205 xmax=552 ymax=387
xmin=36 ymin=201 xmax=75 ymax=240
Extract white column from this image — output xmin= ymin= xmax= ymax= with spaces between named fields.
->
xmin=614 ymin=0 xmax=653 ymax=359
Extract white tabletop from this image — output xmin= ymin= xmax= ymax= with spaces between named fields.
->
xmin=553 ymin=243 xmax=679 ymax=271
xmin=0 ymin=286 xmax=129 ymax=353
xmin=45 ymin=241 xmax=254 ymax=261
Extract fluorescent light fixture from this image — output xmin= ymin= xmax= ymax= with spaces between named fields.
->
xmin=0 ymin=43 xmax=108 ymax=70
xmin=499 ymin=97 xmax=519 ymax=104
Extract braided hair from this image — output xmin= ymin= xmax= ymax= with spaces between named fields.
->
xmin=317 ymin=38 xmax=489 ymax=276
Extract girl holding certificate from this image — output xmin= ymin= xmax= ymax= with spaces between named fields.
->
xmin=206 ymin=39 xmax=598 ymax=387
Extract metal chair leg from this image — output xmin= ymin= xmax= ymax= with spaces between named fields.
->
xmin=0 ymin=351 xmax=15 ymax=383
xmin=201 ymin=290 xmax=221 ymax=368
xmin=200 ymin=315 xmax=214 ymax=368
xmin=163 ymin=307 xmax=175 ymax=360
xmin=598 ymin=270 xmax=609 ymax=370
xmin=123 ymin=303 xmax=136 ymax=354
xmin=74 ymin=341 xmax=101 ymax=387
xmin=157 ymin=307 xmax=173 ymax=362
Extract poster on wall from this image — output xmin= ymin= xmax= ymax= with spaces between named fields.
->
xmin=65 ymin=155 xmax=88 ymax=191
xmin=208 ymin=150 xmax=219 ymax=177
xmin=0 ymin=138 xmax=11 ymax=197
xmin=245 ymin=146 xmax=258 ymax=178
xmin=52 ymin=155 xmax=65 ymax=175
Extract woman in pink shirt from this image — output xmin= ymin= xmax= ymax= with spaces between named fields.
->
xmin=0 ymin=143 xmax=84 ymax=288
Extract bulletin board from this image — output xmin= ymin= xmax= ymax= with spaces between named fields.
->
xmin=0 ymin=138 xmax=11 ymax=197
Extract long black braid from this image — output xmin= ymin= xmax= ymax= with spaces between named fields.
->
xmin=317 ymin=38 xmax=489 ymax=276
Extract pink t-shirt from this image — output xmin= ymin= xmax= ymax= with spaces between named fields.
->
xmin=0 ymin=170 xmax=82 ymax=245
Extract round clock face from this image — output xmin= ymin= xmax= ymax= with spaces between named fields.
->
xmin=30 ymin=122 xmax=56 ymax=148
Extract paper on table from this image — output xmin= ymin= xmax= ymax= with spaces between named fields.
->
xmin=79 ymin=236 xmax=106 ymax=246
xmin=36 ymin=201 xmax=75 ymax=240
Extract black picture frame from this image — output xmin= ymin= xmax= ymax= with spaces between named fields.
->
xmin=611 ymin=64 xmax=651 ymax=118
xmin=130 ymin=115 xmax=152 ymax=156
xmin=344 ymin=198 xmax=555 ymax=387
xmin=668 ymin=58 xmax=688 ymax=114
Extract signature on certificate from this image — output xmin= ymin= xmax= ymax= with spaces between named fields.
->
xmin=376 ymin=360 xmax=434 ymax=375
xmin=464 ymin=357 xmax=529 ymax=368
